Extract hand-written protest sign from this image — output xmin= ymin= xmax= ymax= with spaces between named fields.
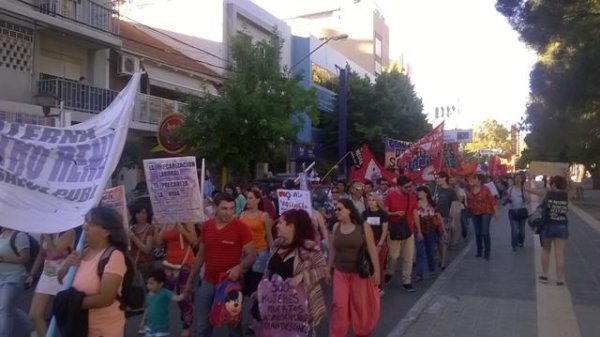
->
xmin=100 ymin=185 xmax=129 ymax=230
xmin=257 ymin=274 xmax=310 ymax=337
xmin=277 ymin=189 xmax=312 ymax=216
xmin=143 ymin=156 xmax=203 ymax=224
xmin=0 ymin=73 xmax=140 ymax=234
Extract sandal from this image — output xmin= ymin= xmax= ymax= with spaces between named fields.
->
xmin=538 ymin=275 xmax=548 ymax=283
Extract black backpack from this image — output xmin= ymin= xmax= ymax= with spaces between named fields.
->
xmin=97 ymin=247 xmax=146 ymax=317
xmin=9 ymin=232 xmax=41 ymax=275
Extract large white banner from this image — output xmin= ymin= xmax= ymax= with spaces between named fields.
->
xmin=0 ymin=73 xmax=140 ymax=233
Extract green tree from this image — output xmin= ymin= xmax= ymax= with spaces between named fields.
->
xmin=319 ymin=67 xmax=430 ymax=161
xmin=496 ymin=0 xmax=600 ymax=188
xmin=465 ymin=119 xmax=511 ymax=155
xmin=178 ymin=33 xmax=318 ymax=180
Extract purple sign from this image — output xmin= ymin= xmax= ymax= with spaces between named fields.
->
xmin=257 ymin=274 xmax=310 ymax=337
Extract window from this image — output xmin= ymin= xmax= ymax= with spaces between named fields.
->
xmin=375 ymin=61 xmax=382 ymax=74
xmin=375 ymin=36 xmax=382 ymax=58
xmin=0 ymin=20 xmax=34 ymax=73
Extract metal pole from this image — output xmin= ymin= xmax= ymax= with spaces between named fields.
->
xmin=338 ymin=68 xmax=348 ymax=178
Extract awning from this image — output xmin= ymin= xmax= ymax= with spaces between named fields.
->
xmin=143 ymin=62 xmax=206 ymax=96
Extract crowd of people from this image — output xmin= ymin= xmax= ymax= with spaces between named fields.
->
xmin=0 ymin=171 xmax=572 ymax=337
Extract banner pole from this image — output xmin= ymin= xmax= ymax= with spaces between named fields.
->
xmin=200 ymin=158 xmax=206 ymax=218
xmin=46 ymin=230 xmax=86 ymax=337
xmin=321 ymin=152 xmax=351 ymax=182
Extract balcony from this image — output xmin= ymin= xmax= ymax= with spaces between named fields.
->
xmin=36 ymin=0 xmax=119 ymax=34
xmin=37 ymin=74 xmax=187 ymax=127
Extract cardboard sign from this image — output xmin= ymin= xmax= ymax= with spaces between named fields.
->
xmin=529 ymin=161 xmax=569 ymax=178
xmin=100 ymin=185 xmax=129 ymax=229
xmin=143 ymin=156 xmax=203 ymax=223
xmin=257 ymin=274 xmax=311 ymax=337
xmin=276 ymin=189 xmax=312 ymax=216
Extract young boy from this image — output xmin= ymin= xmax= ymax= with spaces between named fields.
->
xmin=145 ymin=268 xmax=184 ymax=337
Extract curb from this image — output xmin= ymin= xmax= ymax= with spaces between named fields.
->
xmin=570 ymin=204 xmax=600 ymax=234
xmin=386 ymin=238 xmax=473 ymax=337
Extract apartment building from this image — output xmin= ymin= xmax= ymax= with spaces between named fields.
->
xmin=0 ymin=0 xmax=223 ymax=191
xmin=286 ymin=0 xmax=390 ymax=76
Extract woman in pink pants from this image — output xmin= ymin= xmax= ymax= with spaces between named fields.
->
xmin=329 ymin=199 xmax=381 ymax=337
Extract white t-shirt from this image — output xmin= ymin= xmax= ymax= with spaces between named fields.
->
xmin=508 ymin=186 xmax=528 ymax=209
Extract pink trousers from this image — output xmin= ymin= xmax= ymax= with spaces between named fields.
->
xmin=329 ymin=270 xmax=381 ymax=337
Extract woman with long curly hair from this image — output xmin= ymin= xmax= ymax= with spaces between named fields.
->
xmin=252 ymin=209 xmax=328 ymax=336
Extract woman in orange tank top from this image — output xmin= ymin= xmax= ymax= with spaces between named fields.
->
xmin=239 ymin=189 xmax=273 ymax=296
xmin=153 ymin=222 xmax=197 ymax=337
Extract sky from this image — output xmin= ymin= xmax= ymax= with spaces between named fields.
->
xmin=251 ymin=0 xmax=538 ymax=129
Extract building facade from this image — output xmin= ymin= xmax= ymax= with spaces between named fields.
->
xmin=286 ymin=0 xmax=390 ymax=76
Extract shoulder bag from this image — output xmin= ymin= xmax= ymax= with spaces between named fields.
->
xmin=356 ymin=223 xmax=374 ymax=279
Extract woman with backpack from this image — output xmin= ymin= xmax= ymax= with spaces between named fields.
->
xmin=0 ymin=227 xmax=33 ymax=337
xmin=27 ymin=229 xmax=76 ymax=337
xmin=57 ymin=207 xmax=129 ymax=337
xmin=504 ymin=173 xmax=530 ymax=251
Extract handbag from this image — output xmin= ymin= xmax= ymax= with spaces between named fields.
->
xmin=528 ymin=200 xmax=547 ymax=234
xmin=357 ymin=223 xmax=374 ymax=279
xmin=389 ymin=198 xmax=411 ymax=240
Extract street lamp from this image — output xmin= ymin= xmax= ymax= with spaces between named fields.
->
xmin=34 ymin=92 xmax=60 ymax=117
xmin=288 ymin=33 xmax=349 ymax=74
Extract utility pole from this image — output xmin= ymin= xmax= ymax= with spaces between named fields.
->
xmin=338 ymin=67 xmax=348 ymax=178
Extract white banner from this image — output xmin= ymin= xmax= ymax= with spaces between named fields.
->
xmin=0 ymin=73 xmax=140 ymax=233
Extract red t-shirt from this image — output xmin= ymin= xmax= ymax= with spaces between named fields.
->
xmin=467 ymin=185 xmax=496 ymax=215
xmin=201 ymin=218 xmax=253 ymax=284
xmin=384 ymin=190 xmax=417 ymax=231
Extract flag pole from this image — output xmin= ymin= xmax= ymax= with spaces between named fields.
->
xmin=321 ymin=152 xmax=350 ymax=182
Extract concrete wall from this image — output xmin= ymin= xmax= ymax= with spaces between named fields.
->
xmin=39 ymin=34 xmax=88 ymax=81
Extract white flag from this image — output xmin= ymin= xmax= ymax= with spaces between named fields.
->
xmin=0 ymin=73 xmax=141 ymax=233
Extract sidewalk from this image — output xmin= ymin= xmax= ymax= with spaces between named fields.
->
xmin=387 ymin=198 xmax=600 ymax=337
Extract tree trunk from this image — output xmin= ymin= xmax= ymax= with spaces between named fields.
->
xmin=589 ymin=164 xmax=600 ymax=190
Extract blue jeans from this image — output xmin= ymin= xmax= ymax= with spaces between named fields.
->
xmin=0 ymin=279 xmax=32 ymax=337
xmin=471 ymin=214 xmax=492 ymax=258
xmin=415 ymin=231 xmax=438 ymax=277
xmin=508 ymin=210 xmax=526 ymax=248
xmin=193 ymin=281 xmax=242 ymax=337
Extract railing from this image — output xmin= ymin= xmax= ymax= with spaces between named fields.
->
xmin=36 ymin=0 xmax=119 ymax=34
xmin=134 ymin=93 xmax=188 ymax=125
xmin=37 ymin=75 xmax=187 ymax=125
xmin=38 ymin=75 xmax=119 ymax=114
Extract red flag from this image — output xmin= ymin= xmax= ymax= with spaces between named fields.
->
xmin=349 ymin=145 xmax=396 ymax=183
xmin=396 ymin=123 xmax=445 ymax=184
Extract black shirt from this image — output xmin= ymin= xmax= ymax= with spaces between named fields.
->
xmin=268 ymin=249 xmax=295 ymax=280
xmin=362 ymin=209 xmax=389 ymax=242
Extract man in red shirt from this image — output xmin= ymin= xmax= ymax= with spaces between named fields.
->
xmin=384 ymin=175 xmax=420 ymax=292
xmin=184 ymin=193 xmax=255 ymax=337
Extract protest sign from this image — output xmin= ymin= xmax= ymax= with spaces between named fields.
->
xmin=276 ymin=189 xmax=312 ymax=216
xmin=384 ymin=138 xmax=411 ymax=169
xmin=257 ymin=274 xmax=311 ymax=337
xmin=0 ymin=73 xmax=140 ymax=233
xmin=143 ymin=156 xmax=203 ymax=223
xmin=100 ymin=185 xmax=129 ymax=229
